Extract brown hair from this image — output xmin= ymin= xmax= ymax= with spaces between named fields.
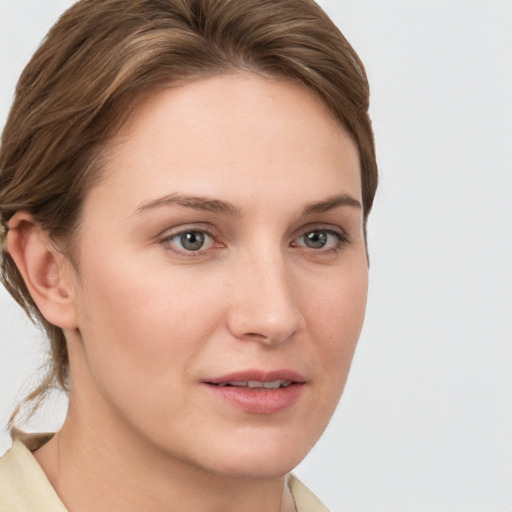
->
xmin=0 ymin=0 xmax=378 ymax=425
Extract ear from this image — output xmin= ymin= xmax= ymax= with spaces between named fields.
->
xmin=6 ymin=211 xmax=78 ymax=329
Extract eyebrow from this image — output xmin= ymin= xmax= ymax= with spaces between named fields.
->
xmin=302 ymin=194 xmax=362 ymax=215
xmin=135 ymin=192 xmax=361 ymax=217
xmin=135 ymin=193 xmax=242 ymax=216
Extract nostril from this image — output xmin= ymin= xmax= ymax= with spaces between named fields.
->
xmin=231 ymin=322 xmax=299 ymax=346
xmin=244 ymin=332 xmax=268 ymax=339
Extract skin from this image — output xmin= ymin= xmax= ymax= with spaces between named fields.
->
xmin=9 ymin=72 xmax=368 ymax=512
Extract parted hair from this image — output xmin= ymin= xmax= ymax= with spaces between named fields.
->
xmin=0 ymin=0 xmax=377 ymax=425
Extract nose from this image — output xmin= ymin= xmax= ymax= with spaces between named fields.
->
xmin=226 ymin=252 xmax=304 ymax=345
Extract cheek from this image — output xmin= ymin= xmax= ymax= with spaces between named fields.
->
xmin=304 ymin=260 xmax=368 ymax=386
xmin=70 ymin=265 xmax=227 ymax=442
xmin=73 ymin=254 xmax=223 ymax=395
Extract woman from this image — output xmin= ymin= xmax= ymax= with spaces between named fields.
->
xmin=0 ymin=0 xmax=377 ymax=510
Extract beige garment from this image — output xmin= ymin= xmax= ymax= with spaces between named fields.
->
xmin=0 ymin=435 xmax=330 ymax=512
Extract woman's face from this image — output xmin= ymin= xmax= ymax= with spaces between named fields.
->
xmin=66 ymin=73 xmax=368 ymax=478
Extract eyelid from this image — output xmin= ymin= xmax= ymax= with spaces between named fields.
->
xmin=294 ymin=223 xmax=349 ymax=240
xmin=157 ymin=222 xmax=219 ymax=240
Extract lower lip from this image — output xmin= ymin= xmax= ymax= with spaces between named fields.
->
xmin=204 ymin=383 xmax=304 ymax=414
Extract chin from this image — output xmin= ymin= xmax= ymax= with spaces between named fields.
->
xmin=206 ymin=455 xmax=301 ymax=481
xmin=189 ymin=428 xmax=317 ymax=480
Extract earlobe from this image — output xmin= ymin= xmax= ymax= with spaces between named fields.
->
xmin=6 ymin=212 xmax=78 ymax=329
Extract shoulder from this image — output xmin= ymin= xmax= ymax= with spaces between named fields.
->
xmin=288 ymin=474 xmax=331 ymax=512
xmin=0 ymin=436 xmax=67 ymax=512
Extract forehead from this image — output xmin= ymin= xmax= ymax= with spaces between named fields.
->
xmin=88 ymin=72 xmax=361 ymax=215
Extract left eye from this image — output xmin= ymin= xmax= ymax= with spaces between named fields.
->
xmin=165 ymin=230 xmax=214 ymax=252
xmin=295 ymin=229 xmax=345 ymax=249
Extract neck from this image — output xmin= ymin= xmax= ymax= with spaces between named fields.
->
xmin=34 ymin=399 xmax=296 ymax=512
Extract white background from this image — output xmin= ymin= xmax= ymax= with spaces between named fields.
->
xmin=1 ymin=1 xmax=511 ymax=511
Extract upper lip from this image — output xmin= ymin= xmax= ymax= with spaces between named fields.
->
xmin=204 ymin=369 xmax=306 ymax=385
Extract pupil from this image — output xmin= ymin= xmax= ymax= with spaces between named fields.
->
xmin=181 ymin=231 xmax=204 ymax=251
xmin=305 ymin=231 xmax=327 ymax=249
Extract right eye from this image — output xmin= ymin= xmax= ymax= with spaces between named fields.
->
xmin=162 ymin=229 xmax=215 ymax=253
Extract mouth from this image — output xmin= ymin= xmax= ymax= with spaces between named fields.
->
xmin=203 ymin=370 xmax=306 ymax=414
xmin=214 ymin=379 xmax=293 ymax=389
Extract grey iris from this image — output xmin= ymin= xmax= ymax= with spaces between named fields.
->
xmin=181 ymin=231 xmax=205 ymax=251
xmin=304 ymin=231 xmax=327 ymax=249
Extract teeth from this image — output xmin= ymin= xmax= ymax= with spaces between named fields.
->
xmin=262 ymin=381 xmax=282 ymax=389
xmin=218 ymin=380 xmax=292 ymax=389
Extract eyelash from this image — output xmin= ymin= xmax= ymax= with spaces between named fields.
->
xmin=159 ymin=225 xmax=350 ymax=257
